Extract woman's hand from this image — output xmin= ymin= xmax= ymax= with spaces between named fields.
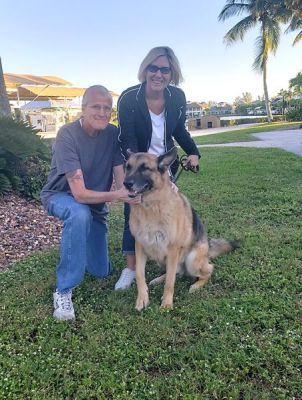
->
xmin=186 ymin=155 xmax=199 ymax=167
xmin=185 ymin=155 xmax=199 ymax=172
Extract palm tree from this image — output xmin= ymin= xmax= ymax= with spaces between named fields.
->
xmin=218 ymin=0 xmax=287 ymax=122
xmin=0 ymin=57 xmax=11 ymax=117
xmin=277 ymin=88 xmax=293 ymax=114
xmin=289 ymin=71 xmax=302 ymax=94
xmin=285 ymin=0 xmax=302 ymax=45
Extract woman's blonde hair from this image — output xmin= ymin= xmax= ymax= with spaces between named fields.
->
xmin=138 ymin=46 xmax=183 ymax=86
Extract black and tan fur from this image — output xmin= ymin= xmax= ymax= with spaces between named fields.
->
xmin=124 ymin=147 xmax=238 ymax=311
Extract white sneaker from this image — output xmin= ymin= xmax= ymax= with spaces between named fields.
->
xmin=114 ymin=267 xmax=136 ymax=290
xmin=53 ymin=289 xmax=75 ymax=321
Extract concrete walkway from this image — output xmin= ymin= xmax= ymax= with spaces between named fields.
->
xmin=192 ymin=128 xmax=302 ymax=157
xmin=189 ymin=123 xmax=264 ymax=137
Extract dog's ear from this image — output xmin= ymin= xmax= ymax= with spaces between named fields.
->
xmin=157 ymin=147 xmax=178 ymax=173
xmin=127 ymin=148 xmax=134 ymax=157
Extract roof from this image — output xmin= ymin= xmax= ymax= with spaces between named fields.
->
xmin=4 ymin=73 xmax=119 ymax=101
xmin=7 ymin=85 xmax=85 ymax=101
xmin=4 ymin=73 xmax=72 ymax=88
xmin=21 ymin=85 xmax=85 ymax=97
xmin=186 ymin=102 xmax=203 ymax=108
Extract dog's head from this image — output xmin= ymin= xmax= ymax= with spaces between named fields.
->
xmin=124 ymin=147 xmax=177 ymax=197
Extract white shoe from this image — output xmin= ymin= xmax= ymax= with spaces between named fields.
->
xmin=53 ymin=289 xmax=75 ymax=321
xmin=114 ymin=267 xmax=136 ymax=290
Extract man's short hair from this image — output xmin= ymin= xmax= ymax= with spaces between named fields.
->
xmin=82 ymin=85 xmax=113 ymax=107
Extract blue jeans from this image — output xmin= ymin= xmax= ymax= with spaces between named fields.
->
xmin=122 ymin=203 xmax=135 ymax=255
xmin=47 ymin=193 xmax=111 ymax=292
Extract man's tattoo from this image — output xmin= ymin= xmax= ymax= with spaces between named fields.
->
xmin=66 ymin=170 xmax=83 ymax=181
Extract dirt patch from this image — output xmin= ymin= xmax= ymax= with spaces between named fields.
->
xmin=0 ymin=194 xmax=62 ymax=270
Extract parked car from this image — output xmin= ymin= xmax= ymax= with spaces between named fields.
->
xmin=254 ymin=107 xmax=266 ymax=115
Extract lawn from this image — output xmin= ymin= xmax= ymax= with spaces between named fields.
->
xmin=1 ymin=145 xmax=302 ymax=399
xmin=192 ymin=121 xmax=302 ymax=145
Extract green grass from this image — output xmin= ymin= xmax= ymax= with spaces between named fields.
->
xmin=1 ymin=146 xmax=302 ymax=399
xmin=193 ymin=121 xmax=302 ymax=145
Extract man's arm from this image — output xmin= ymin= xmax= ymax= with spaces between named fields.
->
xmin=67 ymin=169 xmax=131 ymax=203
xmin=113 ymin=164 xmax=125 ymax=189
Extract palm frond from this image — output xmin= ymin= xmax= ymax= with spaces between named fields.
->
xmin=253 ymin=34 xmax=266 ymax=72
xmin=293 ymin=30 xmax=302 ymax=44
xmin=252 ymin=17 xmax=281 ymax=71
xmin=284 ymin=9 xmax=302 ymax=44
xmin=289 ymin=71 xmax=302 ymax=90
xmin=285 ymin=15 xmax=302 ymax=32
xmin=263 ymin=18 xmax=281 ymax=54
xmin=292 ymin=17 xmax=302 ymax=30
xmin=224 ymin=15 xmax=257 ymax=44
xmin=218 ymin=1 xmax=250 ymax=22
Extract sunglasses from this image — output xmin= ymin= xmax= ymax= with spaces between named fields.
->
xmin=147 ymin=64 xmax=171 ymax=74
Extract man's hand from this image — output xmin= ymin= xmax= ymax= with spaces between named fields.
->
xmin=127 ymin=195 xmax=142 ymax=205
xmin=115 ymin=187 xmax=141 ymax=204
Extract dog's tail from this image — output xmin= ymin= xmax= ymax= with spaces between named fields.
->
xmin=208 ymin=238 xmax=240 ymax=259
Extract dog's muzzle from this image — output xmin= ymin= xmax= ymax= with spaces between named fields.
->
xmin=124 ymin=179 xmax=152 ymax=197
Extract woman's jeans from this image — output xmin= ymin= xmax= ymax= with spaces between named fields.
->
xmin=122 ymin=203 xmax=135 ymax=255
xmin=47 ymin=193 xmax=111 ymax=292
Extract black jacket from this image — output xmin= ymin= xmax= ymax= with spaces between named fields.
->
xmin=117 ymin=83 xmax=200 ymax=163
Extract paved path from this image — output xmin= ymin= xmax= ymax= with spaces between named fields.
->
xmin=189 ymin=123 xmax=264 ymax=137
xmin=192 ymin=128 xmax=302 ymax=157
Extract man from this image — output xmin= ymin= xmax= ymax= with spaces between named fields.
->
xmin=41 ymin=85 xmax=138 ymax=321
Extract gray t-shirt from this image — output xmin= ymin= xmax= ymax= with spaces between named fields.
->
xmin=40 ymin=120 xmax=123 ymax=222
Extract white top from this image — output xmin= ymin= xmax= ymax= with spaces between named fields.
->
xmin=148 ymin=109 xmax=165 ymax=155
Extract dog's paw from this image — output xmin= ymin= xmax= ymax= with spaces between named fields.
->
xmin=188 ymin=283 xmax=199 ymax=293
xmin=149 ymin=275 xmax=165 ymax=286
xmin=189 ymin=277 xmax=209 ymax=293
xmin=160 ymin=299 xmax=173 ymax=309
xmin=135 ymin=292 xmax=149 ymax=311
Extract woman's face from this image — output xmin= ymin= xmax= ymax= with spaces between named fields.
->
xmin=145 ymin=55 xmax=172 ymax=93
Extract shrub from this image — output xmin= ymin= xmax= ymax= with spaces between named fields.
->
xmin=0 ymin=117 xmax=50 ymax=197
xmin=19 ymin=156 xmax=50 ymax=199
xmin=286 ymin=106 xmax=302 ymax=122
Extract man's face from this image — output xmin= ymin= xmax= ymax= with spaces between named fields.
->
xmin=82 ymin=91 xmax=112 ymax=134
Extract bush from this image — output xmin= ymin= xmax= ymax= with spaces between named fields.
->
xmin=0 ymin=117 xmax=50 ymax=197
xmin=286 ymin=106 xmax=302 ymax=122
xmin=19 ymin=156 xmax=50 ymax=199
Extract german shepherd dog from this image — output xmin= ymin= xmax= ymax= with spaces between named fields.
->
xmin=124 ymin=147 xmax=238 ymax=311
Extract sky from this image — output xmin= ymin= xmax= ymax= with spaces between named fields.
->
xmin=1 ymin=0 xmax=301 ymax=104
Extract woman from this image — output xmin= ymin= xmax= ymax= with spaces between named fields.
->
xmin=115 ymin=46 xmax=200 ymax=290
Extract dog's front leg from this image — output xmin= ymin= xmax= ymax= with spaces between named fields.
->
xmin=161 ymin=246 xmax=179 ymax=309
xmin=135 ymin=241 xmax=149 ymax=311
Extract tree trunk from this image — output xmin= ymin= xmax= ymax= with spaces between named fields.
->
xmin=263 ymin=61 xmax=273 ymax=122
xmin=0 ymin=57 xmax=11 ymax=117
